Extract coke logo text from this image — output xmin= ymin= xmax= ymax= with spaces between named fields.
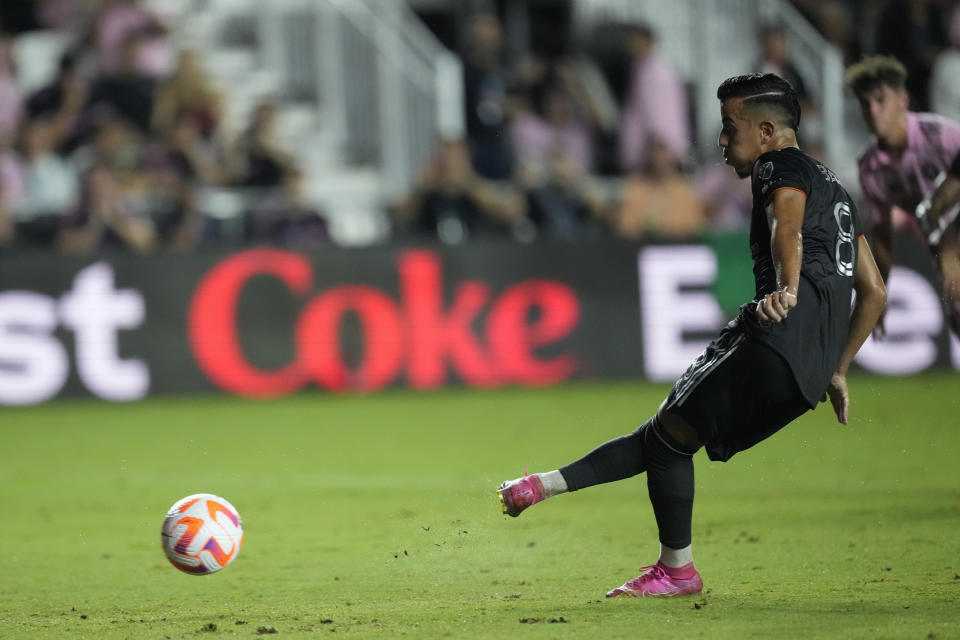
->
xmin=188 ymin=249 xmax=581 ymax=396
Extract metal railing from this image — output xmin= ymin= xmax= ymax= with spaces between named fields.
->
xmin=757 ymin=0 xmax=845 ymax=171
xmin=251 ymin=0 xmax=463 ymax=197
xmin=571 ymin=0 xmax=846 ymax=172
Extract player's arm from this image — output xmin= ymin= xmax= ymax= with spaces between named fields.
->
xmin=755 ymin=187 xmax=805 ymax=324
xmin=866 ymin=210 xmax=894 ymax=341
xmin=858 ymin=170 xmax=894 ymax=283
xmin=870 ymin=213 xmax=894 ymax=285
xmin=823 ymin=235 xmax=887 ymax=424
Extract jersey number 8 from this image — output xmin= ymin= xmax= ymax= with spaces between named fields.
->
xmin=834 ymin=202 xmax=855 ymax=277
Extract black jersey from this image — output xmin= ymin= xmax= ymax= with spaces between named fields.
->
xmin=741 ymin=147 xmax=861 ymax=407
xmin=950 ymin=150 xmax=960 ymax=179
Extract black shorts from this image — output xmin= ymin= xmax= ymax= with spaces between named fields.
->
xmin=663 ymin=327 xmax=811 ymax=462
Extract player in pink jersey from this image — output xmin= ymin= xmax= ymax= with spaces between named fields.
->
xmin=846 ymin=56 xmax=960 ymax=338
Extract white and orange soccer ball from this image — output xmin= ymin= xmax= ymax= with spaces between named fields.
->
xmin=161 ymin=493 xmax=243 ymax=575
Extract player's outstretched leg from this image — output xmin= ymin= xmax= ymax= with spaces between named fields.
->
xmin=497 ymin=416 xmax=657 ymax=517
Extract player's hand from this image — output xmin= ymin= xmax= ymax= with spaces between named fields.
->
xmin=821 ymin=373 xmax=849 ymax=425
xmin=754 ymin=289 xmax=797 ymax=325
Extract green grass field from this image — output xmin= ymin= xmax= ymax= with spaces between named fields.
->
xmin=1 ymin=374 xmax=959 ymax=639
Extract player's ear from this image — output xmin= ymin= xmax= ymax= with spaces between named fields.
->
xmin=759 ymin=119 xmax=775 ymax=141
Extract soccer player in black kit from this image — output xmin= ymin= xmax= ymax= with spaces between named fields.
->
xmin=496 ymin=73 xmax=888 ymax=597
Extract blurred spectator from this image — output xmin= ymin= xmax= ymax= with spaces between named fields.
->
xmin=517 ymin=150 xmax=609 ymax=240
xmin=25 ymin=53 xmax=86 ymax=150
xmin=755 ymin=22 xmax=822 ymax=146
xmin=930 ymin=4 xmax=960 ymax=123
xmin=696 ymin=163 xmax=752 ymax=231
xmin=9 ymin=119 xmax=80 ymax=246
xmin=789 ymin=0 xmax=859 ymax=63
xmin=619 ymin=24 xmax=690 ymax=174
xmin=555 ymin=55 xmax=620 ymax=156
xmin=37 ymin=0 xmax=91 ymax=32
xmin=232 ymin=100 xmax=297 ymax=188
xmin=614 ymin=137 xmax=704 ymax=240
xmin=60 ymin=117 xmax=155 ymax=253
xmin=506 ymin=51 xmax=549 ymax=103
xmin=141 ymin=111 xmax=228 ymax=248
xmin=461 ymin=12 xmax=514 ymax=180
xmin=756 ymin=23 xmax=811 ymax=109
xmin=0 ymin=134 xmax=25 ymax=247
xmin=391 ymin=138 xmax=524 ymax=244
xmin=94 ymin=0 xmax=171 ymax=78
xmin=163 ymin=110 xmax=228 ymax=187
xmin=86 ymin=32 xmax=158 ymax=134
xmin=152 ymin=49 xmax=222 ymax=140
xmin=59 ymin=158 xmax=155 ymax=253
xmin=0 ymin=37 xmax=23 ymax=143
xmin=875 ymin=0 xmax=948 ymax=111
xmin=247 ymin=169 xmax=329 ymax=248
xmin=510 ymin=82 xmax=593 ymax=174
xmin=508 ymin=54 xmax=617 ymax=170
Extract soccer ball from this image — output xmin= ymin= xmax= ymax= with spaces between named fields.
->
xmin=161 ymin=493 xmax=243 ymax=575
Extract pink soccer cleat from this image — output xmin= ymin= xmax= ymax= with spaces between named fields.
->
xmin=605 ymin=563 xmax=703 ymax=598
xmin=497 ymin=474 xmax=546 ymax=517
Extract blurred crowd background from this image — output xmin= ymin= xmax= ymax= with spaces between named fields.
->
xmin=1 ymin=0 xmax=959 ymax=253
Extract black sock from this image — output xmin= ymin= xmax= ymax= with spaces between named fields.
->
xmin=644 ymin=422 xmax=695 ymax=549
xmin=558 ymin=417 xmax=655 ymax=491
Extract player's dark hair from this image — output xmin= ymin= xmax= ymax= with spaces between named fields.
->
xmin=716 ymin=73 xmax=801 ymax=132
xmin=844 ymin=55 xmax=907 ymax=98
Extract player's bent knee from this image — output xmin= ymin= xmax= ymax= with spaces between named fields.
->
xmin=657 ymin=410 xmax=704 ymax=454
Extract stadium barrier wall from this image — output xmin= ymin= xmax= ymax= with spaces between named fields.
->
xmin=1 ymin=234 xmax=956 ymax=406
